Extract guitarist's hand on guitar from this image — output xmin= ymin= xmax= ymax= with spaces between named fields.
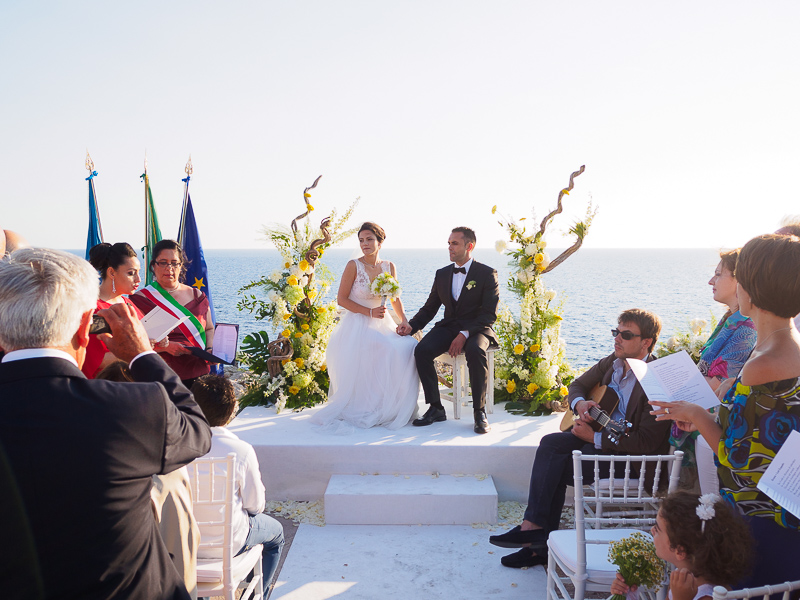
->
xmin=571 ymin=419 xmax=595 ymax=442
xmin=574 ymin=399 xmax=600 ymax=423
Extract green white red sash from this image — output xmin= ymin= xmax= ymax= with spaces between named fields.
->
xmin=140 ymin=282 xmax=206 ymax=349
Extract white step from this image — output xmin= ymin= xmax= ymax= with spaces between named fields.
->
xmin=324 ymin=474 xmax=498 ymax=525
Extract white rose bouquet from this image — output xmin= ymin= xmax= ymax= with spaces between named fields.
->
xmin=370 ymin=272 xmax=402 ymax=306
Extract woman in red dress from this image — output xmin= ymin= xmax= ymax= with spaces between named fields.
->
xmin=83 ymin=242 xmax=144 ymax=378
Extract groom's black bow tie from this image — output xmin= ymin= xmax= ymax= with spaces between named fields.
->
xmin=453 ymin=267 xmax=467 ymax=274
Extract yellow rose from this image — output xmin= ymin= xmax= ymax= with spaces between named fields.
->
xmin=281 ymin=359 xmax=289 ymax=366
xmin=289 ymin=385 xmax=300 ymax=395
xmin=559 ymin=386 xmax=569 ymax=397
xmin=530 ymin=344 xmax=540 ymax=353
xmin=294 ymin=332 xmax=303 ymax=338
xmin=307 ymin=204 xmax=314 ymax=211
xmin=287 ymin=275 xmax=299 ymax=286
xmin=299 ymin=259 xmax=310 ymax=272
xmin=534 ymin=253 xmax=544 ymax=265
xmin=527 ymin=382 xmax=539 ymax=394
xmin=282 ymin=314 xmax=291 ymax=320
xmin=318 ymin=248 xmax=324 ymax=256
xmin=320 ymin=364 xmax=327 ymax=371
xmin=513 ymin=343 xmax=524 ymax=355
xmin=294 ymin=358 xmax=304 ymax=368
xmin=284 ymin=261 xmax=291 ymax=269
xmin=317 ymin=306 xmax=327 ymax=313
xmin=303 ymin=192 xmax=311 ymax=198
xmin=506 ymin=380 xmax=517 ymax=393
xmin=281 ymin=329 xmax=291 ymax=338
xmin=308 ymin=289 xmax=318 ymax=300
xmin=301 ymin=323 xmax=310 ymax=331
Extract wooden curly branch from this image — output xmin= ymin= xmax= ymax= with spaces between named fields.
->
xmin=291 ymin=175 xmax=322 ymax=234
xmin=292 ymin=216 xmax=333 ymax=320
xmin=267 ymin=337 xmax=294 ymax=377
xmin=538 ymin=165 xmax=585 ymax=237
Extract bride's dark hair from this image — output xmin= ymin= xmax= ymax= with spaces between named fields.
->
xmin=358 ymin=222 xmax=386 ymax=244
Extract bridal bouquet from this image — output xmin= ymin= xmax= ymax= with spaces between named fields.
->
xmin=370 ymin=272 xmax=402 ymax=306
xmin=608 ymin=532 xmax=666 ymax=600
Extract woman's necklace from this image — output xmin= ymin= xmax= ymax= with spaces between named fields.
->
xmin=756 ymin=326 xmax=793 ymax=349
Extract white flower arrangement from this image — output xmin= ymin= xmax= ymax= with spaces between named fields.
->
xmin=655 ymin=316 xmax=716 ymax=363
xmin=370 ymin=272 xmax=402 ymax=302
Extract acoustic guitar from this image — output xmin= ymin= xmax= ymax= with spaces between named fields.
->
xmin=559 ymin=383 xmax=631 ymax=445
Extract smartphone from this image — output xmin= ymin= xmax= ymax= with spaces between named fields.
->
xmin=89 ymin=314 xmax=111 ymax=335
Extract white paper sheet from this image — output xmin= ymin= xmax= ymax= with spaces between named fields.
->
xmin=629 ymin=350 xmax=720 ymax=410
xmin=758 ymin=429 xmax=800 ymax=520
xmin=141 ymin=306 xmax=190 ymax=342
xmin=213 ymin=323 xmax=239 ymax=364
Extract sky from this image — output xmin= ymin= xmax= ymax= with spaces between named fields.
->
xmin=1 ymin=1 xmax=799 ymax=251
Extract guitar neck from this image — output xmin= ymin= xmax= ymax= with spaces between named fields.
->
xmin=588 ymin=405 xmax=611 ymax=427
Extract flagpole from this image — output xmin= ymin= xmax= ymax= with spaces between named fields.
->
xmin=178 ymin=155 xmax=192 ymax=247
xmin=85 ymin=151 xmax=103 ymax=260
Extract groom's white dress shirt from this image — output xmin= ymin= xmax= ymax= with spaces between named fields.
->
xmin=451 ymin=258 xmax=473 ymax=339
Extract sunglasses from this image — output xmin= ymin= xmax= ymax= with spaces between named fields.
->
xmin=611 ymin=328 xmax=641 ymax=340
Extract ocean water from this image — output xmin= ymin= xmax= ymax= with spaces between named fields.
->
xmin=205 ymin=248 xmax=724 ymax=369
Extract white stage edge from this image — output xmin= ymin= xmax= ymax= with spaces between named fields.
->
xmin=229 ymin=394 xmax=563 ymax=503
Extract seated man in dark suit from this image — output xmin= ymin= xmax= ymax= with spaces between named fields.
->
xmin=489 ymin=308 xmax=670 ymax=568
xmin=0 ymin=248 xmax=212 ymax=600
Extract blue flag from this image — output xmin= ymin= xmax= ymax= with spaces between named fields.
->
xmin=178 ymin=189 xmax=222 ymax=374
xmin=85 ymin=170 xmax=103 ymax=260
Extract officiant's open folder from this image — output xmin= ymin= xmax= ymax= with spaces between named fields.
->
xmin=187 ymin=323 xmax=239 ymax=365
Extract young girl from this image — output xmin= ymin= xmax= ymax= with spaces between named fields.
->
xmin=611 ymin=491 xmax=752 ymax=600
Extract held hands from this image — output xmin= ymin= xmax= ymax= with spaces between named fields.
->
xmin=669 ymin=568 xmax=699 ymax=600
xmin=96 ymin=304 xmax=152 ymax=363
xmin=396 ymin=321 xmax=412 ymax=336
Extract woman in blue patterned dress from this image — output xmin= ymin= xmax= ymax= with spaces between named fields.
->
xmin=651 ymin=233 xmax=800 ymax=589
xmin=670 ymin=249 xmax=757 ymax=492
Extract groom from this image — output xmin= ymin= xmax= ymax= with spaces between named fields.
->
xmin=397 ymin=227 xmax=499 ymax=434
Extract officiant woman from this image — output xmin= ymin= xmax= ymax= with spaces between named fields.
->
xmin=130 ymin=239 xmax=214 ymax=388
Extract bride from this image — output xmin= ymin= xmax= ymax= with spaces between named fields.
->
xmin=311 ymin=222 xmax=420 ymax=432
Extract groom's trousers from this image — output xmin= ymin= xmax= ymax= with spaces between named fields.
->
xmin=414 ymin=326 xmax=492 ymax=410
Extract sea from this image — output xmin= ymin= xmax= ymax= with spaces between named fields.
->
xmin=200 ymin=248 xmax=723 ymax=370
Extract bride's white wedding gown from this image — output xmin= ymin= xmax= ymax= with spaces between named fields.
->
xmin=311 ymin=259 xmax=420 ymax=433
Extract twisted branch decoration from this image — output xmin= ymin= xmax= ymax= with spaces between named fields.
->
xmin=266 ymin=338 xmax=294 ymax=377
xmin=290 ymin=175 xmax=322 ymax=234
xmin=539 ymin=165 xmax=588 ymax=274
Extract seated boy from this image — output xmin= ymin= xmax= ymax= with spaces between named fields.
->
xmin=190 ymin=374 xmax=284 ymax=595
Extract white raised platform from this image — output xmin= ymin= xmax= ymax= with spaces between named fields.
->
xmin=230 ymin=394 xmax=563 ymax=503
xmin=324 ymin=474 xmax=498 ymax=525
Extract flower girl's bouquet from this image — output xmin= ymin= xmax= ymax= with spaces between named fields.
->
xmin=370 ymin=272 xmax=402 ymax=306
xmin=608 ymin=532 xmax=666 ymax=600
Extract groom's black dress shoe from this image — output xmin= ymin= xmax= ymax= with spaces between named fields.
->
xmin=413 ymin=405 xmax=446 ymax=426
xmin=474 ymin=409 xmax=490 ymax=434
xmin=500 ymin=547 xmax=548 ymax=569
xmin=489 ymin=525 xmax=548 ymax=549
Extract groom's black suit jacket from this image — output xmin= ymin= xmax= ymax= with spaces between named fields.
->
xmin=0 ymin=352 xmax=211 ymax=600
xmin=408 ymin=260 xmax=500 ymax=344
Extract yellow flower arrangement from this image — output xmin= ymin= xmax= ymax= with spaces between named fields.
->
xmin=282 ymin=314 xmax=291 ymax=320
xmin=513 ymin=344 xmax=524 ymax=355
xmin=294 ymin=358 xmax=304 ymax=368
xmin=534 ymin=253 xmax=544 ymax=265
xmin=530 ymin=344 xmax=540 ymax=352
xmin=527 ymin=382 xmax=539 ymax=394
xmin=287 ymin=275 xmax=299 ymax=286
xmin=281 ymin=329 xmax=291 ymax=338
xmin=559 ymin=386 xmax=569 ymax=397
xmin=506 ymin=380 xmax=517 ymax=393
xmin=301 ymin=323 xmax=310 ymax=331
xmin=294 ymin=332 xmax=303 ymax=338
xmin=289 ymin=386 xmax=300 ymax=395
xmin=299 ymin=259 xmax=310 ymax=272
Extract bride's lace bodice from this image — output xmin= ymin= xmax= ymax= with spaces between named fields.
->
xmin=349 ymin=259 xmax=389 ymax=309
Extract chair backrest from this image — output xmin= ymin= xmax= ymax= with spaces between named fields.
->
xmin=187 ymin=453 xmax=237 ymax=563
xmin=712 ymin=580 xmax=800 ymax=600
xmin=577 ymin=450 xmax=683 ymax=527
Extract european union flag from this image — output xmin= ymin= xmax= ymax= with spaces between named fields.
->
xmin=85 ymin=163 xmax=103 ymax=260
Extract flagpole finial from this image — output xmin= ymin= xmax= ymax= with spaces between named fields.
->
xmin=185 ymin=156 xmax=193 ymax=176
xmin=144 ymin=152 xmax=148 ymax=174
xmin=85 ymin=151 xmax=94 ymax=172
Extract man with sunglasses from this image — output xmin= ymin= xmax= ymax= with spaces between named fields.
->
xmin=489 ymin=308 xmax=671 ymax=568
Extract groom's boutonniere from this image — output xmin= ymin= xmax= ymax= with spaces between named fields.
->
xmin=466 ymin=280 xmax=476 ymax=291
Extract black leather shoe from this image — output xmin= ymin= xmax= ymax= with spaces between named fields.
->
xmin=474 ymin=409 xmax=490 ymax=434
xmin=500 ymin=547 xmax=547 ymax=568
xmin=489 ymin=525 xmax=548 ymax=548
xmin=412 ymin=405 xmax=446 ymax=426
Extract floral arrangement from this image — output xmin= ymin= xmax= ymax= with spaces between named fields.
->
xmin=608 ymin=531 xmax=666 ymax=600
xmin=493 ymin=166 xmax=596 ymax=415
xmin=369 ymin=272 xmax=402 ymax=304
xmin=237 ymin=176 xmax=358 ymax=411
xmin=654 ymin=316 xmax=716 ymax=363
